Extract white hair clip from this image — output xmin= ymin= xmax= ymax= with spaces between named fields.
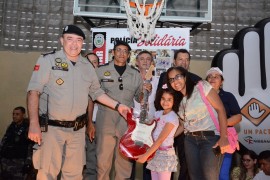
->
xmin=162 ymin=84 xmax=168 ymax=89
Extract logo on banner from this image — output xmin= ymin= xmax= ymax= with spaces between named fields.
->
xmin=94 ymin=34 xmax=105 ymax=48
xmin=243 ymin=136 xmax=270 ymax=144
xmin=241 ymin=98 xmax=270 ymax=126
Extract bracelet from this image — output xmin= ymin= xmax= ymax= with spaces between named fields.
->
xmin=114 ymin=102 xmax=121 ymax=111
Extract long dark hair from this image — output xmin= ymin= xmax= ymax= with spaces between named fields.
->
xmin=166 ymin=66 xmax=196 ymax=99
xmin=154 ymin=88 xmax=180 ymax=114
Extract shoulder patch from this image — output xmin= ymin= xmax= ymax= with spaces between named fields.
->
xmin=42 ymin=49 xmax=56 ymax=57
xmin=131 ymin=65 xmax=140 ymax=72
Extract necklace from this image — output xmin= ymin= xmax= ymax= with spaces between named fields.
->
xmin=181 ymin=97 xmax=188 ymax=122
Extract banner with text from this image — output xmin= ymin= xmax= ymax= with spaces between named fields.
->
xmin=92 ymin=28 xmax=190 ymax=76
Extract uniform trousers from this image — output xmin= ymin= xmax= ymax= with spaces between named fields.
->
xmin=95 ymin=109 xmax=133 ymax=180
xmin=33 ymin=126 xmax=85 ymax=180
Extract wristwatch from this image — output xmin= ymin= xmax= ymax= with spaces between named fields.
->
xmin=115 ymin=102 xmax=121 ymax=111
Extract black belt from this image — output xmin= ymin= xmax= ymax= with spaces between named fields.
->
xmin=48 ymin=120 xmax=75 ymax=128
xmin=186 ymin=131 xmax=215 ymax=137
xmin=47 ymin=114 xmax=87 ymax=131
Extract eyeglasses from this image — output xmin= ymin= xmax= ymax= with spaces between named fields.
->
xmin=242 ymin=159 xmax=251 ymax=163
xmin=207 ymin=75 xmax=221 ymax=80
xmin=168 ymin=74 xmax=184 ymax=84
xmin=115 ymin=48 xmax=129 ymax=55
xmin=118 ymin=76 xmax=123 ymax=90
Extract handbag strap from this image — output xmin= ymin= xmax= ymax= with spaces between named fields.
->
xmin=197 ymin=81 xmax=220 ymax=131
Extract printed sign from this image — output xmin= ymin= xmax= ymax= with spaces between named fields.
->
xmin=92 ymin=28 xmax=190 ymax=76
xmin=214 ymin=18 xmax=270 ymax=154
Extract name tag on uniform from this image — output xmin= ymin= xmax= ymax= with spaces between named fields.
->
xmin=101 ymin=79 xmax=114 ymax=82
xmin=52 ymin=66 xmax=69 ymax=71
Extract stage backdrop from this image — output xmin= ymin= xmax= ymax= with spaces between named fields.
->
xmin=92 ymin=28 xmax=190 ymax=76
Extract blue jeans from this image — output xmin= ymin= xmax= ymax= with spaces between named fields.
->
xmin=185 ymin=134 xmax=221 ymax=180
xmin=219 ymin=153 xmax=232 ymax=180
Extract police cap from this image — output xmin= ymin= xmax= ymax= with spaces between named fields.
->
xmin=62 ymin=25 xmax=85 ymax=40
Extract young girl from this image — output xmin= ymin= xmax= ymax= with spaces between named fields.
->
xmin=136 ymin=86 xmax=181 ymax=180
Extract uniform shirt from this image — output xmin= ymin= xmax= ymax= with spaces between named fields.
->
xmin=153 ymin=110 xmax=179 ymax=147
xmin=96 ymin=61 xmax=143 ymax=109
xmin=179 ymin=81 xmax=219 ymax=134
xmin=27 ymin=49 xmax=104 ymax=121
xmin=218 ymin=89 xmax=241 ymax=118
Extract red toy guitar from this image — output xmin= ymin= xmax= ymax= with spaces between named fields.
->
xmin=119 ymin=65 xmax=156 ymax=160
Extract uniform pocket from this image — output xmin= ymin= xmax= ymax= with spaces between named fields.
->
xmin=123 ymin=85 xmax=137 ymax=101
xmin=32 ymin=136 xmax=54 ymax=173
xmin=32 ymin=144 xmax=42 ymax=169
xmin=100 ymin=79 xmax=115 ymax=94
xmin=81 ymin=74 xmax=92 ymax=94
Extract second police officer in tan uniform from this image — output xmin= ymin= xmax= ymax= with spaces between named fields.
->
xmin=27 ymin=25 xmax=130 ymax=180
xmin=95 ymin=40 xmax=151 ymax=180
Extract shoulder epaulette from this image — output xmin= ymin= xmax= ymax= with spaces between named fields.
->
xmin=42 ymin=49 xmax=56 ymax=57
xmin=131 ymin=65 xmax=140 ymax=72
xmin=98 ymin=63 xmax=109 ymax=67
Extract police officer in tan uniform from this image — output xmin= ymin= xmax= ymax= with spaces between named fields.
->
xmin=27 ymin=25 xmax=130 ymax=180
xmin=95 ymin=41 xmax=149 ymax=180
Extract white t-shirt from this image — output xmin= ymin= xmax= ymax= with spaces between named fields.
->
xmin=133 ymin=77 xmax=159 ymax=120
xmin=153 ymin=110 xmax=179 ymax=147
xmin=253 ymin=170 xmax=270 ymax=180
xmin=92 ymin=104 xmax=98 ymax=122
xmin=178 ymin=81 xmax=219 ymax=135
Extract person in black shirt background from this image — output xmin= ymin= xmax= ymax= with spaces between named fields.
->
xmin=0 ymin=106 xmax=34 ymax=180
